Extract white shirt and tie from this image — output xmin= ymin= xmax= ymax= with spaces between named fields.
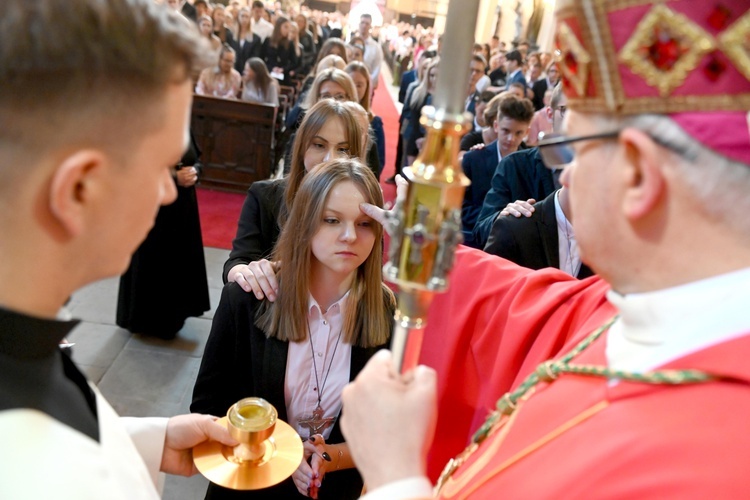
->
xmin=553 ymin=189 xmax=581 ymax=277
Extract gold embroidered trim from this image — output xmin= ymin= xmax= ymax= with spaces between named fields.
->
xmin=568 ymin=93 xmax=750 ymax=114
xmin=618 ymin=4 xmax=716 ymax=97
xmin=457 ymin=401 xmax=609 ymax=499
xmin=557 ymin=22 xmax=592 ymax=97
xmin=718 ymin=10 xmax=750 ymax=82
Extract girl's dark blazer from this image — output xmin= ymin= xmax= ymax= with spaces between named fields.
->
xmin=191 ymin=282 xmax=393 ymax=499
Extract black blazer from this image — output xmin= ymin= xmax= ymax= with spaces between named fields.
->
xmin=461 ymin=141 xmax=499 ymax=247
xmin=261 ymin=39 xmax=298 ymax=86
xmin=484 ymin=191 xmax=593 ymax=279
xmin=232 ymin=34 xmax=262 ymax=73
xmin=472 ymin=148 xmax=557 ymax=249
xmin=192 ymin=283 xmax=391 ymax=499
xmin=531 ymin=78 xmax=549 ymax=111
xmin=223 ymin=179 xmax=286 ymax=283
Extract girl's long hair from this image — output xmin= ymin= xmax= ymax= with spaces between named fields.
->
xmin=283 ymin=99 xmax=366 ymax=225
xmin=270 ymin=16 xmax=290 ymax=48
xmin=344 ymin=61 xmax=372 ymax=119
xmin=409 ymin=57 xmax=439 ymax=110
xmin=246 ymin=57 xmax=272 ymax=100
xmin=256 ymin=159 xmax=393 ymax=347
xmin=301 ymin=68 xmax=358 ymax=110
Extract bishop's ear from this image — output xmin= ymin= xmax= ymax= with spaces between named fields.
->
xmin=618 ymin=127 xmax=666 ymax=221
xmin=48 ymin=150 xmax=107 ymax=238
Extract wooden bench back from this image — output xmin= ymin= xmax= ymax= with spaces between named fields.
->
xmin=191 ymin=95 xmax=276 ymax=193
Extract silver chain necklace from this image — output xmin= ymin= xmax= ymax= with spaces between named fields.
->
xmin=298 ymin=314 xmax=344 ymax=438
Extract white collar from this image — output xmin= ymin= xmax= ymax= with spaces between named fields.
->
xmin=553 ymin=189 xmax=572 ymax=232
xmin=495 ymin=141 xmax=502 ymax=163
xmin=308 ymin=290 xmax=351 ymax=317
xmin=605 ymin=267 xmax=750 ymax=372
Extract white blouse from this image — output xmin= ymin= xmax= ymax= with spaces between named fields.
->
xmin=284 ymin=292 xmax=352 ymax=440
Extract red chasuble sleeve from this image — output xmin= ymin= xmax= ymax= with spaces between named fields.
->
xmin=418 ymin=245 xmax=616 ymax=480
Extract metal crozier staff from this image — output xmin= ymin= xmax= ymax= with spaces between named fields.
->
xmin=385 ymin=0 xmax=482 ymax=374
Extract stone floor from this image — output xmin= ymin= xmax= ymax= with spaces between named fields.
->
xmin=67 ymin=247 xmax=229 ymax=499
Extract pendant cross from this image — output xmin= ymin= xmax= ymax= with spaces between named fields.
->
xmin=298 ymin=406 xmax=336 ymax=438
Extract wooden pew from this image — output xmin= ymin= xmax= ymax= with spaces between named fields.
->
xmin=191 ymin=95 xmax=276 ymax=193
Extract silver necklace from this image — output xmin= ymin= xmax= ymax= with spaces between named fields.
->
xmin=298 ymin=316 xmax=344 ymax=438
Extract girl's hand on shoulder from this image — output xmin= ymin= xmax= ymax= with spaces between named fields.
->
xmin=230 ymin=260 xmax=281 ymax=301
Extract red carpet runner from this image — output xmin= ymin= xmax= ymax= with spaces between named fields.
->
xmin=372 ymin=74 xmax=400 ymax=207
xmin=196 ymin=188 xmax=245 ymax=250
xmin=197 ymin=73 xmax=401 ymax=249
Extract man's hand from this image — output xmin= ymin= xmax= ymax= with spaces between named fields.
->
xmin=500 ymin=198 xmax=536 ymax=218
xmin=341 ymin=351 xmax=437 ymax=490
xmin=175 ymin=166 xmax=198 ymax=188
xmin=359 ymin=174 xmax=408 ymax=227
xmin=161 ymin=414 xmax=238 ymax=477
xmin=228 ymin=260 xmax=280 ymax=301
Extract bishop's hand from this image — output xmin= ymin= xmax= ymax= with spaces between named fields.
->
xmin=341 ymin=350 xmax=437 ymax=490
xmin=359 ymin=174 xmax=408 ymax=229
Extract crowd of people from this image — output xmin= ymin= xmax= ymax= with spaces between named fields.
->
xmin=4 ymin=0 xmax=750 ymax=499
xmin=178 ymin=1 xmax=385 ymax=107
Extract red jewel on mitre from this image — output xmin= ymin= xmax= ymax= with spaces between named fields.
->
xmin=554 ymin=0 xmax=750 ymax=165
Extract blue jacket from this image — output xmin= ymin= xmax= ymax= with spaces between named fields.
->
xmin=461 ymin=141 xmax=499 ymax=247
xmin=505 ymin=69 xmax=528 ymax=91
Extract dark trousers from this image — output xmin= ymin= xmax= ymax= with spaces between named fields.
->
xmin=393 ymin=133 xmax=404 ymax=178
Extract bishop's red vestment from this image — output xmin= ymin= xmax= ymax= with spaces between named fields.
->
xmin=417 ymin=246 xmax=750 ymax=497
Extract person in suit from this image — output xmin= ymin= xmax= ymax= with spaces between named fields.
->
xmin=261 ymin=16 xmax=298 ymax=87
xmin=193 ymin=159 xmax=395 ymax=499
xmin=397 ymin=61 xmax=418 ymax=104
xmin=464 ymin=54 xmax=487 ymax=119
xmin=232 ymin=7 xmax=263 ymax=73
xmin=531 ymin=61 xmax=560 ymax=111
xmin=459 ymin=89 xmax=500 ymax=153
xmin=472 ymin=84 xmax=566 ymax=248
xmin=503 ymin=50 xmax=527 ymax=93
xmin=485 ymin=189 xmax=593 ymax=279
xmin=472 ymin=148 xmax=556 ymax=249
xmin=387 ymin=50 xmax=436 ymax=184
xmin=250 ymin=0 xmax=274 ymax=42
xmin=223 ymin=99 xmax=367 ymax=291
xmin=460 ymin=95 xmax=534 ymax=246
xmin=488 ymin=51 xmax=507 ymax=86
